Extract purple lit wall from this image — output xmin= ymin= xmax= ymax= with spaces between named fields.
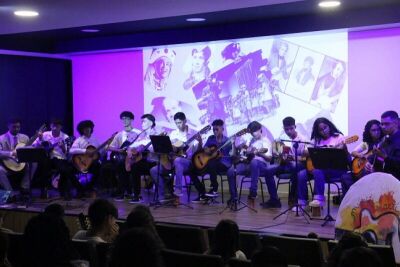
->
xmin=72 ymin=51 xmax=143 ymax=140
xmin=348 ymin=27 xmax=400 ymax=139
xmin=71 ymin=27 xmax=400 ymax=141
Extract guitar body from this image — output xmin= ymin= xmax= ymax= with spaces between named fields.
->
xmin=352 ymin=157 xmax=368 ymax=177
xmin=72 ymin=145 xmax=99 ymax=173
xmin=192 ymin=147 xmax=222 ymax=172
xmin=2 ymin=143 xmax=26 ymax=173
xmin=306 ymin=157 xmax=314 ymax=173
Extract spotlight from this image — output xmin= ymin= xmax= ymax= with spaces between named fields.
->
xmin=14 ymin=10 xmax=39 ymax=17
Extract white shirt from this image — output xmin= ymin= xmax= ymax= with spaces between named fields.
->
xmin=69 ymin=136 xmax=101 ymax=155
xmin=170 ymin=128 xmax=199 ymax=158
xmin=109 ymin=128 xmax=141 ymax=149
xmin=73 ymin=230 xmax=106 ymax=244
xmin=33 ymin=131 xmax=69 ymax=160
xmin=278 ymin=132 xmax=307 ymax=158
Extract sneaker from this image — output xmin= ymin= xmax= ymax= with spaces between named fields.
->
xmin=261 ymin=199 xmax=282 ymax=209
xmin=310 ymin=199 xmax=324 ymax=207
xmin=291 ymin=205 xmax=307 ymax=212
xmin=129 ymin=195 xmax=143 ymax=204
xmin=174 ymin=188 xmax=183 ymax=197
xmin=205 ymin=190 xmax=218 ymax=197
xmin=191 ymin=195 xmax=207 ymax=203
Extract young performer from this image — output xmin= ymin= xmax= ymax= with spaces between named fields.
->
xmin=125 ymin=114 xmax=158 ymax=203
xmin=295 ymin=117 xmax=352 ymax=208
xmin=33 ymin=119 xmax=71 ymax=198
xmin=227 ymin=121 xmax=281 ymax=208
xmin=108 ymin=111 xmax=141 ymax=200
xmin=202 ymin=119 xmax=232 ymax=197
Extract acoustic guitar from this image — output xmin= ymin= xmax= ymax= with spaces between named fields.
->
xmin=72 ymin=132 xmax=117 ymax=173
xmin=160 ymin=125 xmax=212 ymax=170
xmin=306 ymin=135 xmax=359 ymax=172
xmin=110 ymin=129 xmax=145 ymax=164
xmin=2 ymin=124 xmax=46 ymax=172
xmin=192 ymin=128 xmax=248 ymax=172
xmin=351 ymin=136 xmax=387 ymax=177
xmin=234 ymin=146 xmax=269 ymax=164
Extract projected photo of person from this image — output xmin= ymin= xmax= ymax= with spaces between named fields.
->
xmin=144 ymin=48 xmax=176 ymax=92
xmin=310 ymin=58 xmax=347 ymax=112
xmin=197 ymin=77 xmax=227 ymax=124
xmin=150 ymin=96 xmax=199 ymax=131
xmin=221 ymin=42 xmax=245 ymax=64
xmin=295 ymin=56 xmax=315 ymax=86
xmin=255 ymin=72 xmax=277 ymax=116
xmin=267 ymin=39 xmax=293 ymax=92
xmin=183 ymin=46 xmax=211 ymax=90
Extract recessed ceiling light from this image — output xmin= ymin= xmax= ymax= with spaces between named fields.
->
xmin=186 ymin=17 xmax=206 ymax=22
xmin=81 ymin=29 xmax=100 ymax=33
xmin=14 ymin=10 xmax=39 ymax=17
xmin=318 ymin=1 xmax=341 ymax=8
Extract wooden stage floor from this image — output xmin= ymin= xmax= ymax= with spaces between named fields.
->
xmin=0 ymin=189 xmax=339 ymax=239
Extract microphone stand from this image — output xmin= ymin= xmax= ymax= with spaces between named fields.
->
xmin=273 ymin=139 xmax=311 ymax=223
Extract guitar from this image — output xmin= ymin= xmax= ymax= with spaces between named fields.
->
xmin=351 ymin=136 xmax=387 ymax=177
xmin=306 ymin=135 xmax=359 ymax=172
xmin=110 ymin=129 xmax=145 ymax=164
xmin=160 ymin=125 xmax=212 ymax=170
xmin=2 ymin=124 xmax=46 ymax=172
xmin=41 ymin=136 xmax=75 ymax=154
xmin=192 ymin=128 xmax=248 ymax=172
xmin=235 ymin=146 xmax=269 ymax=164
xmin=124 ymin=132 xmax=167 ymax=172
xmin=72 ymin=132 xmax=117 ymax=173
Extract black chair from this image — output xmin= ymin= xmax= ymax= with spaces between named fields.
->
xmin=96 ymin=242 xmax=113 ymax=267
xmin=7 ymin=232 xmax=24 ymax=267
xmin=238 ymin=176 xmax=265 ymax=203
xmin=208 ymin=229 xmax=262 ymax=259
xmin=162 ymin=248 xmax=224 ymax=267
xmin=261 ymin=234 xmax=324 ymax=267
xmin=156 ymin=223 xmax=209 ymax=253
xmin=228 ymin=258 xmax=252 ymax=267
xmin=276 ymin=173 xmax=314 ymax=197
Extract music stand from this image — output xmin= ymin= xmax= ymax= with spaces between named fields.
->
xmin=149 ymin=135 xmax=192 ymax=209
xmin=273 ymin=140 xmax=311 ymax=223
xmin=16 ymin=147 xmax=48 ymax=207
xmin=308 ymin=147 xmax=349 ymax=226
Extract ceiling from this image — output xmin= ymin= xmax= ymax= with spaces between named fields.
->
xmin=0 ymin=0 xmax=399 ymax=53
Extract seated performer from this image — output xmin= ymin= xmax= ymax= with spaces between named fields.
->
xmin=32 ymin=118 xmax=71 ymax=198
xmin=203 ymin=119 xmax=232 ymax=197
xmin=365 ymin=110 xmax=400 ymax=179
xmin=0 ymin=118 xmax=33 ymax=199
xmin=108 ymin=111 xmax=141 ymax=201
xmin=268 ymin=116 xmax=307 ymax=206
xmin=227 ymin=121 xmax=281 ymax=208
xmin=296 ymin=117 xmax=353 ymax=208
xmin=125 ymin=114 xmax=158 ymax=203
xmin=150 ymin=112 xmax=207 ymax=202
xmin=341 ymin=119 xmax=384 ymax=194
xmin=68 ymin=120 xmax=102 ymax=198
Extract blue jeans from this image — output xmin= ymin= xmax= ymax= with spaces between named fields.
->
xmin=297 ymin=168 xmax=348 ymax=204
xmin=227 ymin=159 xmax=278 ymax=200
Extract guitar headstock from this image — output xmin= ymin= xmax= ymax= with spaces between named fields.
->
xmin=234 ymin=128 xmax=249 ymax=137
xmin=344 ymin=135 xmax=359 ymax=145
xmin=199 ymin=125 xmax=212 ymax=135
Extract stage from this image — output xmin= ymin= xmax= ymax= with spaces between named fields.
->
xmin=0 ymin=189 xmax=338 ymax=239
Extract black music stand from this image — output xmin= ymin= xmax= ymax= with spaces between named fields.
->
xmin=308 ymin=147 xmax=349 ymax=226
xmin=149 ymin=135 xmax=192 ymax=209
xmin=273 ymin=140 xmax=311 ymax=223
xmin=16 ymin=147 xmax=48 ymax=207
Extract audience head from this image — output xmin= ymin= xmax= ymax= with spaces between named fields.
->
xmin=328 ymin=232 xmax=368 ymax=267
xmin=211 ymin=219 xmax=241 ymax=261
xmin=126 ymin=205 xmax=155 ymax=229
xmin=110 ymin=227 xmax=164 ymax=267
xmin=337 ymin=247 xmax=382 ymax=267
xmin=44 ymin=203 xmax=65 ymax=219
xmin=251 ymin=245 xmax=287 ymax=267
xmin=88 ymin=199 xmax=118 ymax=231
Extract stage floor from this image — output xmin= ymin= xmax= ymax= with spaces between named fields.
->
xmin=0 ymin=189 xmax=339 ymax=239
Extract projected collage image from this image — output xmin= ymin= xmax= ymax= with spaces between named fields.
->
xmin=143 ymin=33 xmax=348 ymax=140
